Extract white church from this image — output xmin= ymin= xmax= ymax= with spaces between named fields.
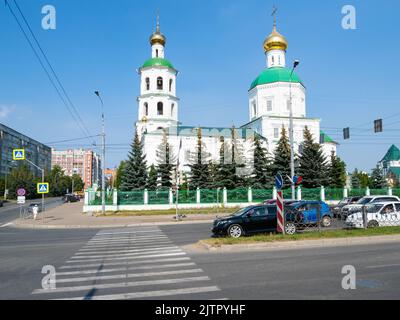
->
xmin=135 ymin=17 xmax=337 ymax=174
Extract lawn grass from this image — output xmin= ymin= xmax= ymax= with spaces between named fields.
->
xmin=203 ymin=226 xmax=400 ymax=246
xmin=95 ymin=207 xmax=239 ymax=217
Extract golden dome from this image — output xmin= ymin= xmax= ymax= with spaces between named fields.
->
xmin=141 ymin=116 xmax=148 ymax=123
xmin=263 ymin=25 xmax=288 ymax=52
xmin=150 ymin=31 xmax=166 ymax=46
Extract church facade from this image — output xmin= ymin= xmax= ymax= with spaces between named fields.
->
xmin=135 ymin=19 xmax=337 ymax=175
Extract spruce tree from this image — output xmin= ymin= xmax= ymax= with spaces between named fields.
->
xmin=298 ymin=126 xmax=328 ymax=188
xmin=188 ymin=128 xmax=211 ymax=189
xmin=156 ymin=131 xmax=175 ymax=188
xmin=351 ymin=169 xmax=361 ymax=189
xmin=370 ymin=165 xmax=386 ymax=189
xmin=147 ymin=165 xmax=158 ymax=190
xmin=217 ymin=137 xmax=236 ymax=189
xmin=328 ymin=151 xmax=347 ymax=188
xmin=120 ymin=132 xmax=148 ymax=191
xmin=272 ymin=126 xmax=291 ymax=182
xmin=252 ymin=136 xmax=273 ymax=188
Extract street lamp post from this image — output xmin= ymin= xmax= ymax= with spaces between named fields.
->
xmin=95 ymin=91 xmax=106 ymax=216
xmin=289 ymin=60 xmax=300 ymax=200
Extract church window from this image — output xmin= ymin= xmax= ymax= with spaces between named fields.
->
xmin=171 ymin=103 xmax=175 ymax=117
xmin=157 ymin=77 xmax=163 ymax=90
xmin=169 ymin=79 xmax=173 ymax=92
xmin=144 ymin=102 xmax=149 ymax=116
xmin=145 ymin=78 xmax=150 ymax=90
xmin=274 ymin=128 xmax=279 ymax=139
xmin=267 ymin=100 xmax=273 ymax=111
xmin=156 ymin=49 xmax=159 ymax=57
xmin=157 ymin=102 xmax=164 ymax=115
xmin=252 ymin=102 xmax=256 ymax=117
xmin=271 ymin=56 xmax=275 ymax=65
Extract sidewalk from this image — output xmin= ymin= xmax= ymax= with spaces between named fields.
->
xmin=13 ymin=202 xmax=216 ymax=229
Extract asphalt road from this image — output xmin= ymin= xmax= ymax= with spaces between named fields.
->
xmin=0 ymin=198 xmax=63 ymax=226
xmin=0 ymin=222 xmax=399 ymax=299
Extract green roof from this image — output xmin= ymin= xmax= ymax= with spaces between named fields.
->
xmin=388 ymin=167 xmax=400 ymax=177
xmin=320 ymin=131 xmax=335 ymax=144
xmin=382 ymin=144 xmax=400 ymax=162
xmin=141 ymin=57 xmax=175 ymax=70
xmin=250 ymin=67 xmax=303 ymax=90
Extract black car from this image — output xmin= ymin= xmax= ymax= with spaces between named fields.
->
xmin=63 ymin=194 xmax=80 ymax=203
xmin=212 ymin=205 xmax=299 ymax=238
xmin=331 ymin=196 xmax=362 ymax=217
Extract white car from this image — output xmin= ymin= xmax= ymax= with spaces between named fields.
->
xmin=341 ymin=195 xmax=400 ymax=218
xmin=345 ymin=202 xmax=400 ymax=228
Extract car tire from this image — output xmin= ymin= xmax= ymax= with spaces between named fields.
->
xmin=321 ymin=216 xmax=332 ymax=227
xmin=285 ymin=222 xmax=297 ymax=235
xmin=367 ymin=220 xmax=379 ymax=228
xmin=227 ymin=224 xmax=244 ymax=238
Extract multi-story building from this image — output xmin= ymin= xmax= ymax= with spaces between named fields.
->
xmin=104 ymin=168 xmax=116 ymax=189
xmin=379 ymin=144 xmax=400 ymax=178
xmin=0 ymin=123 xmax=51 ymax=177
xmin=51 ymin=148 xmax=102 ymax=189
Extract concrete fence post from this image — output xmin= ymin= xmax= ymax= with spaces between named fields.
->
xmin=297 ymin=186 xmax=302 ymax=201
xmin=366 ymin=187 xmax=370 ymax=196
xmin=273 ymin=187 xmax=277 ymax=200
xmin=248 ymin=187 xmax=253 ymax=203
xmin=144 ymin=189 xmax=148 ymax=205
xmin=169 ymin=188 xmax=174 ymax=205
xmin=388 ymin=187 xmax=393 ymax=196
xmin=223 ymin=187 xmax=227 ymax=205
xmin=343 ymin=187 xmax=348 ymax=198
xmin=84 ymin=191 xmax=89 ymax=205
xmin=320 ymin=186 xmax=325 ymax=202
xmin=196 ymin=187 xmax=201 ymax=204
xmin=113 ymin=189 xmax=118 ymax=206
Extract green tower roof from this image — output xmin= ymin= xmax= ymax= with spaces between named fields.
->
xmin=141 ymin=57 xmax=175 ymax=70
xmin=320 ymin=131 xmax=336 ymax=144
xmin=382 ymin=144 xmax=400 ymax=162
xmin=250 ymin=67 xmax=303 ymax=90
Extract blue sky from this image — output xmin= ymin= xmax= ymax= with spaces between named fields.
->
xmin=0 ymin=0 xmax=399 ymax=173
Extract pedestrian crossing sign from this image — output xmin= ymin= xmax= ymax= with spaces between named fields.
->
xmin=37 ymin=183 xmax=49 ymax=194
xmin=13 ymin=149 xmax=25 ymax=161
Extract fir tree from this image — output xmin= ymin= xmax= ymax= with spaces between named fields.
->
xmin=328 ymin=151 xmax=347 ymax=188
xmin=115 ymin=160 xmax=126 ymax=189
xmin=216 ymin=137 xmax=237 ymax=189
xmin=188 ymin=128 xmax=211 ymax=189
xmin=351 ymin=169 xmax=361 ymax=189
xmin=298 ymin=126 xmax=329 ymax=188
xmin=252 ymin=136 xmax=273 ymax=188
xmin=120 ymin=132 xmax=148 ymax=191
xmin=147 ymin=165 xmax=158 ymax=190
xmin=156 ymin=130 xmax=175 ymax=188
xmin=370 ymin=165 xmax=386 ymax=189
xmin=272 ymin=126 xmax=291 ymax=183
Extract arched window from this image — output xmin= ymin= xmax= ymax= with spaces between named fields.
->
xmin=169 ymin=79 xmax=173 ymax=92
xmin=156 ymin=49 xmax=159 ymax=58
xmin=271 ymin=56 xmax=275 ymax=65
xmin=157 ymin=77 xmax=163 ymax=90
xmin=252 ymin=101 xmax=257 ymax=117
xmin=171 ymin=103 xmax=175 ymax=117
xmin=144 ymin=102 xmax=149 ymax=116
xmin=145 ymin=78 xmax=150 ymax=90
xmin=157 ymin=102 xmax=163 ymax=115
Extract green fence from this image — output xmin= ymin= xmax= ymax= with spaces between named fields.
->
xmin=200 ymin=189 xmax=223 ymax=204
xmin=178 ymin=189 xmax=197 ymax=204
xmin=118 ymin=191 xmax=144 ymax=205
xmin=301 ymin=188 xmax=321 ymax=200
xmin=148 ymin=189 xmax=170 ymax=204
xmin=89 ymin=191 xmax=114 ymax=205
xmin=252 ymin=189 xmax=273 ymax=202
xmin=227 ymin=188 xmax=248 ymax=203
xmin=324 ymin=188 xmax=343 ymax=201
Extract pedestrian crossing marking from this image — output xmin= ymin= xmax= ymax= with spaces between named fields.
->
xmin=32 ymin=227 xmax=226 ymax=300
xmin=12 ymin=149 xmax=25 ymax=160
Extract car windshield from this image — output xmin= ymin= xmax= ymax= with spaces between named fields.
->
xmin=357 ymin=197 xmax=373 ymax=205
xmin=338 ymin=198 xmax=349 ymax=205
xmin=230 ymin=207 xmax=249 ymax=217
xmin=366 ymin=204 xmax=384 ymax=213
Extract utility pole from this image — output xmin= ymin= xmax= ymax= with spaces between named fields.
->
xmin=95 ymin=91 xmax=106 ymax=215
xmin=289 ymin=60 xmax=300 ymax=200
xmin=26 ymin=159 xmax=45 ymax=212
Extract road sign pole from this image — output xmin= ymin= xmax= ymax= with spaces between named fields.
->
xmin=277 ymin=190 xmax=285 ymax=234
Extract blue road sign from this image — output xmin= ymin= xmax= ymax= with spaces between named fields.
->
xmin=275 ymin=173 xmax=283 ymax=190
xmin=293 ymin=175 xmax=298 ymax=185
xmin=37 ymin=183 xmax=49 ymax=194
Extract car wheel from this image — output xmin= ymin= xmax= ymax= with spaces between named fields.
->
xmin=228 ymin=224 xmax=243 ymax=238
xmin=367 ymin=220 xmax=379 ymax=228
xmin=321 ymin=216 xmax=332 ymax=227
xmin=285 ymin=222 xmax=297 ymax=235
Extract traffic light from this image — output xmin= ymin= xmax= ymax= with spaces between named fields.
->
xmin=374 ymin=119 xmax=383 ymax=133
xmin=343 ymin=127 xmax=350 ymax=140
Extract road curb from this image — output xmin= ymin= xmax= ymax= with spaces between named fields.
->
xmin=198 ymin=234 xmax=400 ymax=252
xmin=11 ymin=219 xmax=214 ymax=230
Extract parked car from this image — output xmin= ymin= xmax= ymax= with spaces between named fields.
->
xmin=263 ymin=199 xmax=298 ymax=206
xmin=341 ymin=195 xmax=400 ymax=218
xmin=28 ymin=203 xmax=42 ymax=214
xmin=212 ymin=201 xmax=332 ymax=238
xmin=332 ymin=196 xmax=362 ymax=217
xmin=345 ymin=202 xmax=400 ymax=228
xmin=63 ymin=194 xmax=80 ymax=203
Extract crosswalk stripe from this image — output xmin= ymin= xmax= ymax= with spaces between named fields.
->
xmin=66 ymin=252 xmax=186 ymax=264
xmin=81 ymin=239 xmax=173 ymax=247
xmin=96 ymin=230 xmax=160 ymax=236
xmin=55 ymin=286 xmax=221 ymax=300
xmin=67 ymin=249 xmax=183 ymax=263
xmin=56 ymin=268 xmax=204 ymax=284
xmin=78 ymin=242 xmax=174 ymax=251
xmin=76 ymin=245 xmax=177 ymax=255
xmin=88 ymin=235 xmax=166 ymax=242
xmin=59 ymin=257 xmax=191 ymax=270
xmin=34 ymin=276 xmax=211 ymax=295
xmin=56 ymin=263 xmax=197 ymax=276
xmin=84 ymin=238 xmax=169 ymax=246
xmin=72 ymin=246 xmax=179 ymax=258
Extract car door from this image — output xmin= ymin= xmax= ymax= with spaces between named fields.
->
xmin=379 ymin=204 xmax=394 ymax=226
xmin=394 ymin=204 xmax=400 ymax=226
xmin=303 ymin=203 xmax=319 ymax=223
xmin=265 ymin=206 xmax=278 ymax=231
